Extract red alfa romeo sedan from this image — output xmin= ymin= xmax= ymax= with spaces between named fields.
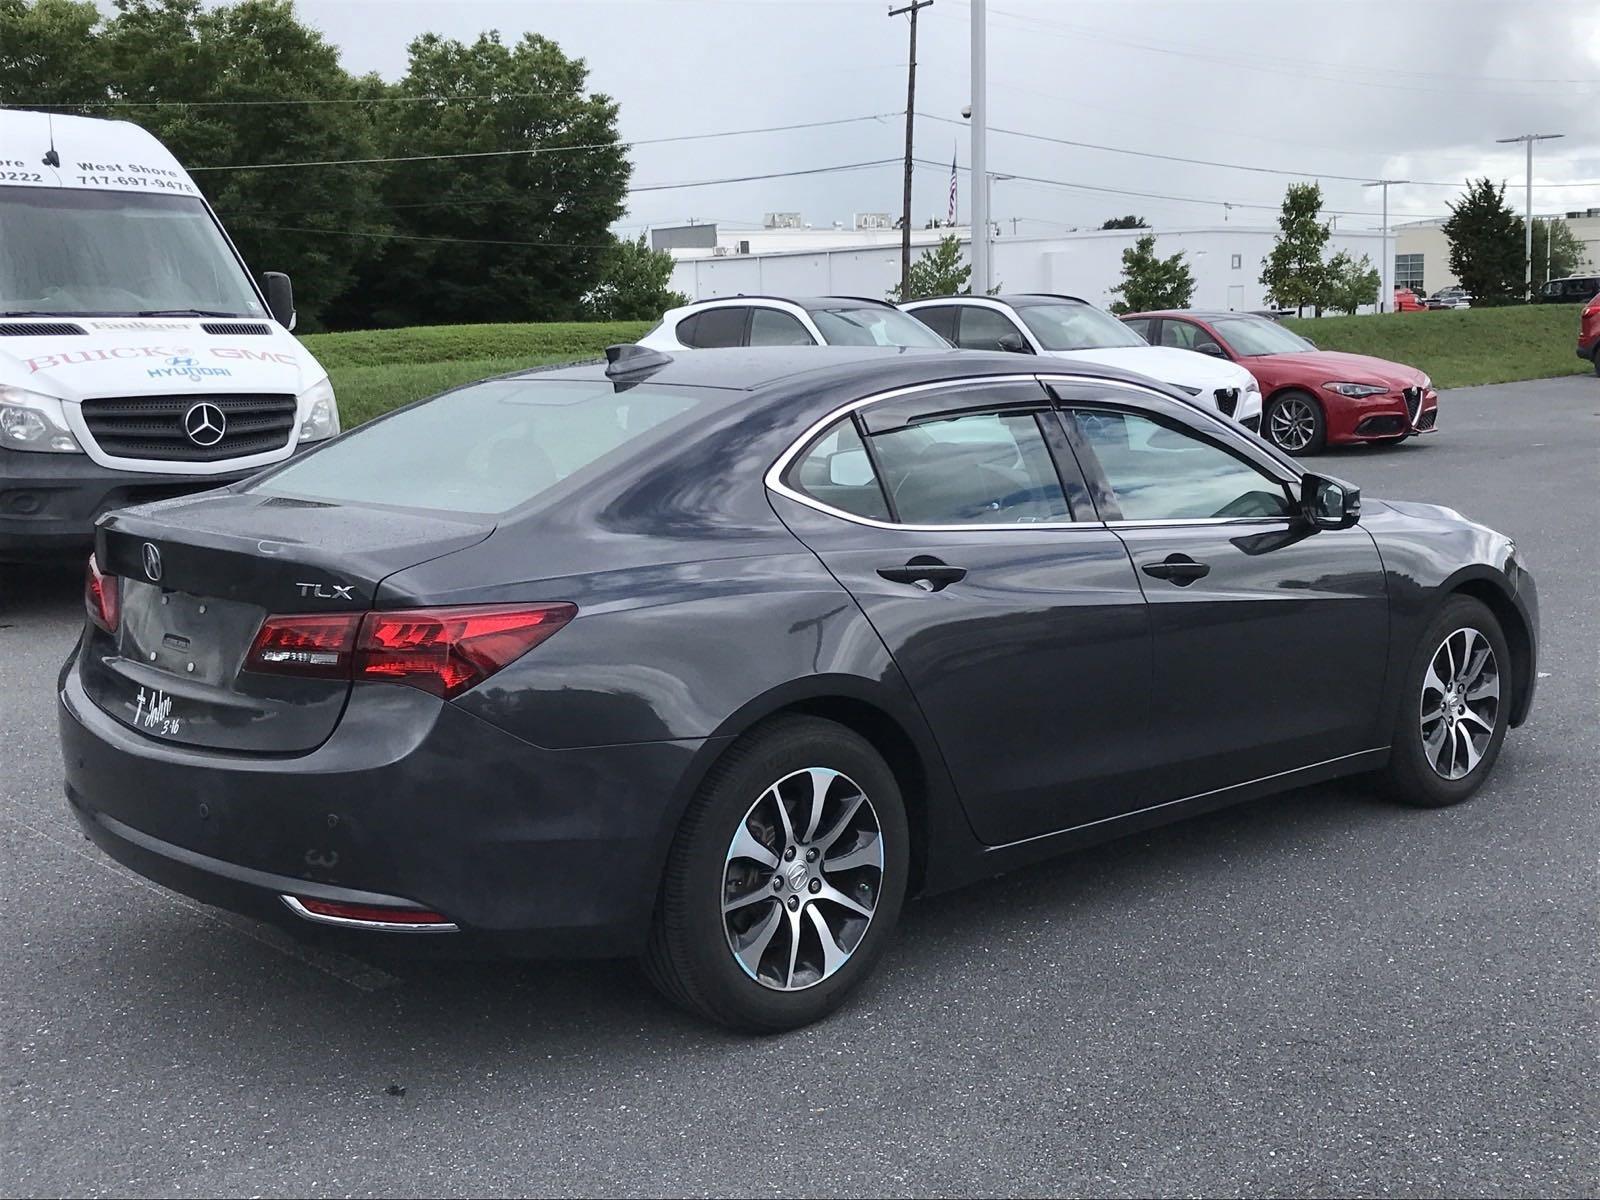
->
xmin=1122 ymin=311 xmax=1439 ymax=455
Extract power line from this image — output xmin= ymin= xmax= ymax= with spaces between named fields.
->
xmin=917 ymin=111 xmax=1600 ymax=190
xmin=915 ymin=158 xmax=1449 ymax=223
xmin=186 ymin=112 xmax=899 ymax=172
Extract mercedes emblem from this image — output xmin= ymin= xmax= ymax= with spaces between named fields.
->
xmin=183 ymin=402 xmax=227 ymax=447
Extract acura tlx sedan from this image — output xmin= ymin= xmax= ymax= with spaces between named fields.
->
xmin=60 ymin=345 xmax=1538 ymax=1032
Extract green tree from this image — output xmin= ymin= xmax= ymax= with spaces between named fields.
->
xmin=886 ymin=234 xmax=972 ymax=301
xmin=1260 ymin=182 xmax=1332 ymax=315
xmin=345 ymin=30 xmax=629 ymax=327
xmin=0 ymin=0 xmax=110 ymax=111
xmin=581 ymin=234 xmax=687 ymax=320
xmin=1442 ymin=178 xmax=1524 ymax=306
xmin=1321 ymin=251 xmax=1381 ymax=315
xmin=1100 ymin=214 xmax=1148 ymax=230
xmin=1533 ymin=217 xmax=1587 ymax=286
xmin=1107 ymin=234 xmax=1194 ymax=315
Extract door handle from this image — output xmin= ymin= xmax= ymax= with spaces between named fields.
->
xmin=1142 ymin=553 xmax=1211 ymax=586
xmin=877 ymin=556 xmax=967 ymax=592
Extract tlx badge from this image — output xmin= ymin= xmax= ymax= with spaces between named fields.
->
xmin=296 ymin=582 xmax=355 ymax=600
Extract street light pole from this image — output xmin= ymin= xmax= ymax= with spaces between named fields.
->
xmin=986 ymin=171 xmax=1013 ymax=278
xmin=969 ymin=0 xmax=989 ymax=296
xmin=1363 ymin=179 xmax=1408 ymax=312
xmin=1496 ymin=133 xmax=1563 ymax=301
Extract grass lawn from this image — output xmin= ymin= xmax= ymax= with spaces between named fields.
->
xmin=300 ymin=321 xmax=652 ymax=427
xmin=1282 ymin=304 xmax=1590 ymax=390
xmin=299 ymin=307 xmax=1591 ymax=429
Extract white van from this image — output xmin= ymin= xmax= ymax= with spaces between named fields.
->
xmin=1 ymin=110 xmax=338 ymax=560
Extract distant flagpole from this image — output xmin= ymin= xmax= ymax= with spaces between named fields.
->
xmin=948 ymin=140 xmax=958 ymax=225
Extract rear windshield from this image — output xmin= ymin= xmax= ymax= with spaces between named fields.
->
xmin=250 ymin=377 xmax=716 ymax=514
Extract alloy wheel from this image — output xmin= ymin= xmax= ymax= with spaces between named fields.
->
xmin=721 ymin=766 xmax=885 ymax=992
xmin=1419 ymin=626 xmax=1500 ymax=780
xmin=1269 ymin=396 xmax=1318 ymax=451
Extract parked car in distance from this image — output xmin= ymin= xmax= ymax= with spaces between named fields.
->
xmin=899 ymin=294 xmax=1262 ymax=431
xmin=1120 ymin=310 xmax=1439 ymax=455
xmin=1539 ymin=274 xmax=1600 ymax=304
xmin=1578 ymin=292 xmax=1600 ymax=375
xmin=61 ymin=344 xmax=1537 ymax=1032
xmin=1392 ymin=287 xmax=1427 ymax=312
xmin=1426 ymin=287 xmax=1472 ymax=310
xmin=639 ymin=295 xmax=950 ymax=351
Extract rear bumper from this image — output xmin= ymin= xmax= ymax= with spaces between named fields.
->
xmin=0 ymin=449 xmax=248 ymax=560
xmin=59 ymin=656 xmax=712 ymax=957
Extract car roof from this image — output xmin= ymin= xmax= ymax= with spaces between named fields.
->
xmin=905 ymin=293 xmax=1090 ymax=307
xmin=678 ymin=295 xmax=901 ymax=313
xmin=1122 ymin=310 xmax=1267 ymax=320
xmin=520 ymin=345 xmax=1166 ymax=397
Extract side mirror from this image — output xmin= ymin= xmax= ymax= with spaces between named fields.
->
xmin=262 ymin=271 xmax=296 ymax=330
xmin=828 ymin=448 xmax=875 ymax=487
xmin=996 ymin=332 xmax=1034 ymax=354
xmin=1194 ymin=340 xmax=1225 ymax=356
xmin=1301 ymin=473 xmax=1361 ymax=529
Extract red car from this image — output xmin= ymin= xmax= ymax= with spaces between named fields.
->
xmin=1122 ymin=311 xmax=1439 ymax=455
xmin=1579 ymin=292 xmax=1600 ymax=376
xmin=1392 ymin=287 xmax=1427 ymax=313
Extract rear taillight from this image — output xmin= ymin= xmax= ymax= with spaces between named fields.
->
xmin=245 ymin=612 xmax=361 ymax=678
xmin=1584 ymin=298 xmax=1600 ymax=318
xmin=244 ymin=603 xmax=576 ymax=699
xmin=84 ymin=554 xmax=119 ymax=634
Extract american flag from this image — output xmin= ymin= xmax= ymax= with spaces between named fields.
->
xmin=947 ymin=143 xmax=958 ymax=225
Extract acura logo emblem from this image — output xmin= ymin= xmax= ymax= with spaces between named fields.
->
xmin=183 ymin=402 xmax=227 ymax=447
xmin=141 ymin=542 xmax=163 ymax=582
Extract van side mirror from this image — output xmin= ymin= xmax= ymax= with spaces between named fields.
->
xmin=1301 ymin=473 xmax=1361 ymax=529
xmin=263 ymin=271 xmax=296 ymax=330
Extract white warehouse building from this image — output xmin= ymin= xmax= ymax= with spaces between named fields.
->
xmin=666 ymin=225 xmax=1393 ymax=314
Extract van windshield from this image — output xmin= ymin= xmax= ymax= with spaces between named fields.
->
xmin=0 ymin=186 xmax=264 ymax=317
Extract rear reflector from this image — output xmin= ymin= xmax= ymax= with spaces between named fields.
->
xmin=244 ymin=602 xmax=576 ymax=699
xmin=282 ymin=895 xmax=457 ymax=931
xmin=84 ymin=554 xmax=119 ymax=634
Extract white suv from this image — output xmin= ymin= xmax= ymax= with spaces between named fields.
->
xmin=639 ymin=296 xmax=951 ymax=352
xmin=899 ymin=295 xmax=1262 ymax=431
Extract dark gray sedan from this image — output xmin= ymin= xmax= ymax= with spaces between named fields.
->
xmin=60 ymin=346 xmax=1537 ymax=1031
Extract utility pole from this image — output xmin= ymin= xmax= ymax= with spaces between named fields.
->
xmin=890 ymin=0 xmax=933 ymax=300
xmin=970 ymin=0 xmax=989 ymax=295
xmin=1363 ymin=179 xmax=1408 ymax=312
xmin=1496 ymin=132 xmax=1563 ymax=301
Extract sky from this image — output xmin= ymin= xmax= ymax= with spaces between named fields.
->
xmin=288 ymin=0 xmax=1600 ymax=236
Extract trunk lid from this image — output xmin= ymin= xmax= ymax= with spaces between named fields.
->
xmin=84 ymin=491 xmax=492 ymax=753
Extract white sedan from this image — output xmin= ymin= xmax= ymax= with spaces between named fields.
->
xmin=899 ymin=294 xmax=1263 ymax=432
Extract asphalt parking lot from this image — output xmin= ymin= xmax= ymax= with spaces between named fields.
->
xmin=2 ymin=375 xmax=1595 ymax=1199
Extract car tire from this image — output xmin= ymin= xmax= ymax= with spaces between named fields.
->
xmin=1265 ymin=389 xmax=1327 ymax=455
xmin=644 ymin=715 xmax=910 ymax=1032
xmin=1376 ymin=596 xmax=1511 ymax=808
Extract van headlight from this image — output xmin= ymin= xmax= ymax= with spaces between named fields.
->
xmin=0 ymin=385 xmax=83 ymax=453
xmin=296 ymin=377 xmax=340 ymax=442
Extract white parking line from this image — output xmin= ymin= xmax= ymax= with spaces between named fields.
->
xmin=4 ymin=811 xmax=400 ymax=993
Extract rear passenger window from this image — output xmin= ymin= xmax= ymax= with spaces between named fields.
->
xmin=677 ymin=306 xmax=747 ymax=348
xmin=871 ymin=411 xmax=1071 ymax=525
xmin=749 ymin=308 xmax=815 ymax=346
xmin=909 ymin=305 xmax=958 ymax=343
xmin=784 ymin=419 xmax=890 ymax=521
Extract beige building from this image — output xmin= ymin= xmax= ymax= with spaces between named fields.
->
xmin=1394 ymin=209 xmax=1600 ymax=296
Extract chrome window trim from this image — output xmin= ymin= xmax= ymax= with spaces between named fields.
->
xmin=765 ymin=372 xmax=1185 ymax=533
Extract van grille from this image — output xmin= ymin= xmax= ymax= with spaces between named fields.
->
xmin=79 ymin=393 xmax=297 ymax=463
xmin=0 ymin=322 xmax=86 ymax=337
xmin=200 ymin=322 xmax=274 ymax=335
